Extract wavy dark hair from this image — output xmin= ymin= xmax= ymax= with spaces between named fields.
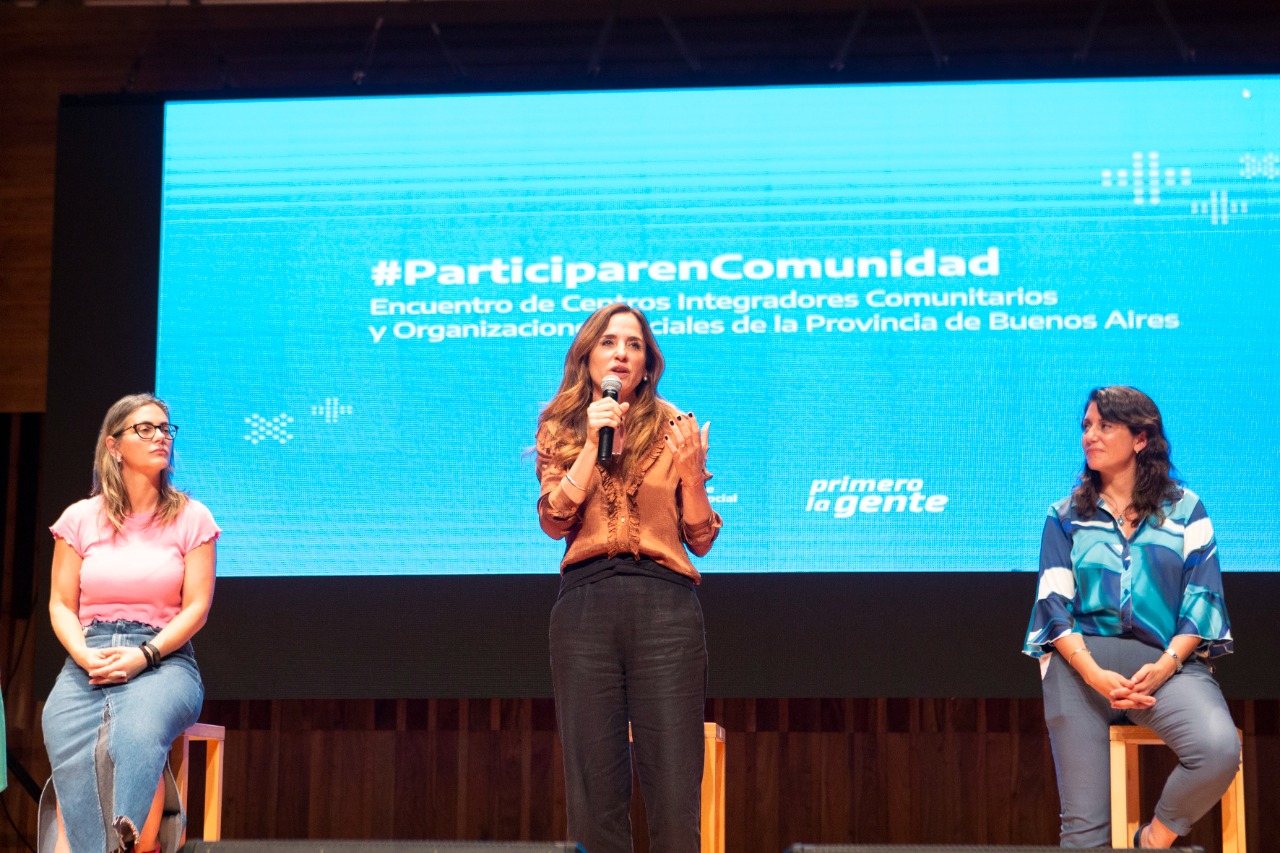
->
xmin=537 ymin=304 xmax=677 ymax=473
xmin=1071 ymin=386 xmax=1182 ymax=524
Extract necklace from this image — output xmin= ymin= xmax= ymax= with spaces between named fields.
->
xmin=1102 ymin=494 xmax=1131 ymax=526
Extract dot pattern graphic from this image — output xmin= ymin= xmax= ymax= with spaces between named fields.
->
xmin=311 ymin=397 xmax=354 ymax=424
xmin=244 ymin=413 xmax=295 ymax=444
xmin=1100 ymin=151 xmax=1190 ymax=205
xmin=1190 ymin=190 xmax=1247 ymax=226
xmin=1240 ymin=153 xmax=1278 ymax=179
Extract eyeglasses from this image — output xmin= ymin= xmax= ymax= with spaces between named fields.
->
xmin=116 ymin=422 xmax=179 ymax=441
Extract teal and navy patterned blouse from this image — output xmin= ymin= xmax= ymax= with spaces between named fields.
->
xmin=1023 ymin=488 xmax=1233 ymax=660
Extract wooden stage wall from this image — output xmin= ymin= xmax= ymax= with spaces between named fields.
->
xmin=3 ymin=691 xmax=1278 ymax=852
xmin=185 ymin=695 xmax=1274 ymax=852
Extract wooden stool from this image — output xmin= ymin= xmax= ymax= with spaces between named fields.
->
xmin=170 ymin=723 xmax=226 ymax=842
xmin=701 ymin=722 xmax=726 ymax=853
xmin=1108 ymin=724 xmax=1245 ymax=852
xmin=627 ymin=722 xmax=726 ymax=853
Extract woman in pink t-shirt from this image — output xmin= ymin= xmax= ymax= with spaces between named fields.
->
xmin=40 ymin=394 xmax=219 ymax=853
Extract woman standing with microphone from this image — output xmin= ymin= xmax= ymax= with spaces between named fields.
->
xmin=535 ymin=304 xmax=722 ymax=853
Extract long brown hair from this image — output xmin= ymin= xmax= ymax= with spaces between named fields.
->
xmin=93 ymin=393 xmax=188 ymax=533
xmin=1070 ymin=386 xmax=1182 ymax=524
xmin=538 ymin=304 xmax=677 ymax=472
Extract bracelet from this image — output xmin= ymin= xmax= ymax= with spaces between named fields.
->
xmin=139 ymin=642 xmax=162 ymax=670
xmin=1067 ymin=646 xmax=1091 ymax=665
xmin=563 ymin=471 xmax=585 ymax=492
xmin=1164 ymin=648 xmax=1183 ymax=673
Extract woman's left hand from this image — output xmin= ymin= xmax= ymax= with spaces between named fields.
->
xmin=1107 ymin=685 xmax=1157 ymax=711
xmin=664 ymin=413 xmax=710 ymax=485
xmin=1123 ymin=655 xmax=1178 ymax=699
xmin=87 ymin=646 xmax=149 ymax=685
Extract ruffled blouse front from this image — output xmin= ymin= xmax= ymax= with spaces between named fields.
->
xmin=536 ymin=423 xmax=722 ymax=581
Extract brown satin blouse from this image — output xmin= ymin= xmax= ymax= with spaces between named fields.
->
xmin=535 ymin=423 xmax=723 ymax=582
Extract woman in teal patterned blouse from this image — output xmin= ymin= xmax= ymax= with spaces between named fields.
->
xmin=1024 ymin=386 xmax=1236 ymax=849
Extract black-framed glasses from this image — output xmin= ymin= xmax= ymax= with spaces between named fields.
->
xmin=116 ymin=422 xmax=179 ymax=441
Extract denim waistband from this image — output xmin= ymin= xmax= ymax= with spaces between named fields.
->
xmin=85 ymin=619 xmax=162 ymax=635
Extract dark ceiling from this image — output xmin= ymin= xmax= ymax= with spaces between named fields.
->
xmin=16 ymin=0 xmax=1280 ymax=94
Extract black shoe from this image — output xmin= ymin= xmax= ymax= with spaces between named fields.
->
xmin=1133 ymin=821 xmax=1149 ymax=849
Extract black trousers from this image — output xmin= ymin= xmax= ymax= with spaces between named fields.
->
xmin=549 ymin=572 xmax=707 ymax=853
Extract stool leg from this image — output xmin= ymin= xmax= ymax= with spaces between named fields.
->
xmin=1125 ymin=743 xmax=1143 ymax=845
xmin=1220 ymin=749 xmax=1245 ymax=853
xmin=1110 ymin=736 xmax=1130 ymax=848
xmin=699 ymin=730 xmax=714 ymax=853
xmin=699 ymin=725 xmax=725 ymax=853
xmin=700 ymin=735 xmax=712 ymax=853
xmin=169 ymin=739 xmax=192 ymax=847
xmin=713 ymin=735 xmax=725 ymax=853
xmin=203 ymin=738 xmax=224 ymax=842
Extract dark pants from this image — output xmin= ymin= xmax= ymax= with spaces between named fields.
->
xmin=549 ymin=573 xmax=707 ymax=853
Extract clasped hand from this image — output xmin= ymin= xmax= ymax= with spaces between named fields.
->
xmin=81 ymin=646 xmax=148 ymax=685
xmin=1091 ymin=657 xmax=1176 ymax=710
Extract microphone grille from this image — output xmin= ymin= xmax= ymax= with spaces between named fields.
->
xmin=601 ymin=375 xmax=624 ymax=394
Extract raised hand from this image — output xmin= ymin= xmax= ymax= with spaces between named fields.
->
xmin=664 ymin=412 xmax=710 ymax=485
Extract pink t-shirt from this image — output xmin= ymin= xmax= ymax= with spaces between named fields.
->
xmin=50 ymin=496 xmax=220 ymax=628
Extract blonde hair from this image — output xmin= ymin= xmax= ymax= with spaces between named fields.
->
xmin=538 ymin=304 xmax=677 ymax=472
xmin=93 ymin=393 xmax=188 ymax=533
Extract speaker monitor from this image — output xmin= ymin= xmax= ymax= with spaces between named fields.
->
xmin=180 ymin=844 xmax=585 ymax=853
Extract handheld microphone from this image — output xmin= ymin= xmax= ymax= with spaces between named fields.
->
xmin=598 ymin=375 xmax=623 ymax=464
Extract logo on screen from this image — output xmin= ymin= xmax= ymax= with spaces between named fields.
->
xmin=806 ymin=476 xmax=948 ymax=518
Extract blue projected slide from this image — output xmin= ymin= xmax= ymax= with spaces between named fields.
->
xmin=157 ymin=76 xmax=1280 ymax=577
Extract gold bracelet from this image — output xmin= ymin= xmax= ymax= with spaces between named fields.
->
xmin=563 ymin=471 xmax=585 ymax=492
xmin=1068 ymin=646 xmax=1091 ymax=665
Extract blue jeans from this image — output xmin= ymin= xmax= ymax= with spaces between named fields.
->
xmin=1042 ymin=635 xmax=1240 ymax=848
xmin=550 ymin=573 xmax=707 ymax=853
xmin=41 ymin=621 xmax=203 ymax=853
